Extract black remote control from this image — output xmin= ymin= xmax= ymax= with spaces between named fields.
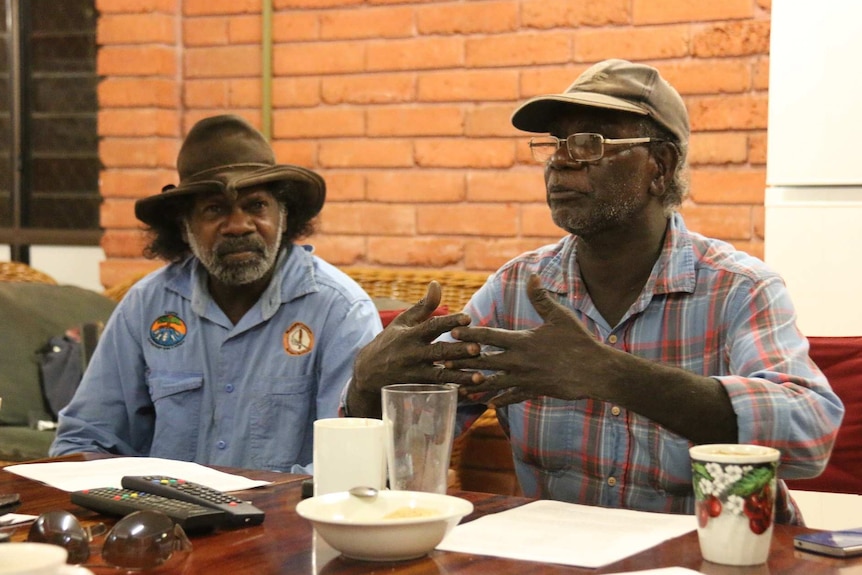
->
xmin=71 ymin=487 xmax=225 ymax=532
xmin=121 ymin=476 xmax=265 ymax=526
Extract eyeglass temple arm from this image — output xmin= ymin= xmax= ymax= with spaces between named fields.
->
xmin=602 ymin=136 xmax=653 ymax=144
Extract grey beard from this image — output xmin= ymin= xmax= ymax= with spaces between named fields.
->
xmin=186 ymin=220 xmax=283 ymax=286
xmin=551 ymin=191 xmax=645 ymax=237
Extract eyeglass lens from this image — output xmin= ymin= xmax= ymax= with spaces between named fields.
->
xmin=103 ymin=510 xmax=191 ymax=570
xmin=28 ymin=510 xmax=97 ymax=564
xmin=529 ymin=134 xmax=605 ymax=163
xmin=27 ymin=509 xmax=191 ymax=569
xmin=569 ymin=133 xmax=603 ymax=161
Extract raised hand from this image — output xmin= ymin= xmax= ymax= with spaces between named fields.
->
xmin=352 ymin=281 xmax=482 ymax=395
xmin=447 ymin=274 xmax=618 ymax=406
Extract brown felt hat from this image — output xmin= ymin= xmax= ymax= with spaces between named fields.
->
xmin=511 ymin=59 xmax=689 ymax=144
xmin=135 ymin=114 xmax=325 ymax=228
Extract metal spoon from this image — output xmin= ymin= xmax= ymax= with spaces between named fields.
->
xmin=349 ymin=486 xmax=379 ymax=499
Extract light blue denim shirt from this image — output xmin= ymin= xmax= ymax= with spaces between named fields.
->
xmin=50 ymin=246 xmax=382 ymax=473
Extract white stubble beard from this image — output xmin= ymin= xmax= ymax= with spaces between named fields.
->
xmin=185 ymin=214 xmax=284 ymax=286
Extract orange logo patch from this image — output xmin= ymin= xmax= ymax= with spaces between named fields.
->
xmin=149 ymin=313 xmax=187 ymax=349
xmin=283 ymin=322 xmax=314 ymax=356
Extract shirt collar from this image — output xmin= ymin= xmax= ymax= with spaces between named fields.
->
xmin=168 ymin=244 xmax=321 ymax=323
xmin=541 ymin=211 xmax=697 ymax=298
xmin=262 ymin=244 xmax=319 ymax=320
xmin=650 ymin=212 xmax=697 ymax=296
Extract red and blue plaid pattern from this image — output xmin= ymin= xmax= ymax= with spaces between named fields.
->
xmin=460 ymin=213 xmax=843 ymax=525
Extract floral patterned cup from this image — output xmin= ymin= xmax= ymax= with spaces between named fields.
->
xmin=690 ymin=444 xmax=781 ymax=566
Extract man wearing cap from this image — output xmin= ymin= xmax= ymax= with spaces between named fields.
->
xmin=51 ymin=115 xmax=382 ymax=472
xmin=346 ymin=60 xmax=843 ymax=523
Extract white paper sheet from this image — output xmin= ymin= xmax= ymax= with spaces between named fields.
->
xmin=4 ymin=457 xmax=270 ymax=493
xmin=0 ymin=512 xmax=37 ymax=526
xmin=436 ymin=500 xmax=696 ymax=569
xmin=612 ymin=570 xmax=700 ymax=575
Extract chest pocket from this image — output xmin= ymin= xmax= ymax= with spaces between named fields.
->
xmin=250 ymin=375 xmax=316 ymax=471
xmin=147 ymin=373 xmax=204 ymax=461
xmin=638 ymin=420 xmax=693 ymax=496
xmin=507 ymin=398 xmax=577 ymax=474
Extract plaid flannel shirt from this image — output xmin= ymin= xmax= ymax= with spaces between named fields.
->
xmin=460 ymin=213 xmax=843 ymax=525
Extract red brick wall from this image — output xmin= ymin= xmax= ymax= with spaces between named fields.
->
xmin=95 ymin=0 xmax=772 ymax=289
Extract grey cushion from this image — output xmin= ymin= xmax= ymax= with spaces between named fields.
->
xmin=0 ymin=283 xmax=116 ymax=426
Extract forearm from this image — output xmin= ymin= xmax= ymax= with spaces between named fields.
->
xmin=596 ymin=349 xmax=738 ymax=444
xmin=49 ymin=432 xmax=109 ymax=456
xmin=51 ymin=409 xmax=138 ymax=456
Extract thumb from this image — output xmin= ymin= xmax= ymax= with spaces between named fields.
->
xmin=526 ymin=274 xmax=564 ymax=322
xmin=391 ymin=281 xmax=442 ymax=326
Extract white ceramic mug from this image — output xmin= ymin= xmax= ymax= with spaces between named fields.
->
xmin=312 ymin=417 xmax=387 ymax=496
xmin=690 ymin=443 xmax=781 ymax=566
xmin=0 ymin=542 xmax=87 ymax=575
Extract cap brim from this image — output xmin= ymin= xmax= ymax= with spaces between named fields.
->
xmin=511 ymin=92 xmax=649 ymax=133
xmin=135 ymin=164 xmax=325 ymax=228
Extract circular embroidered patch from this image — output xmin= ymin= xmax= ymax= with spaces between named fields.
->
xmin=149 ymin=313 xmax=187 ymax=348
xmin=283 ymin=322 xmax=314 ymax=355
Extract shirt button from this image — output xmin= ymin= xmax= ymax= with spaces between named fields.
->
xmin=225 ymin=384 xmax=234 ymax=393
xmin=607 ymin=476 xmax=617 ymax=487
xmin=217 ymin=440 xmax=227 ymax=450
xmin=611 ymin=406 xmax=621 ymax=416
xmin=608 ymin=334 xmax=618 ymax=344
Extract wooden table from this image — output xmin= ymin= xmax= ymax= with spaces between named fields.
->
xmin=2 ymin=456 xmax=861 ymax=574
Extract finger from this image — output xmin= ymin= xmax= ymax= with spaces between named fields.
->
xmin=489 ymin=387 xmax=536 ymax=407
xmin=393 ymin=366 xmax=480 ymax=387
xmin=454 ymin=372 xmax=487 ymax=394
xmin=450 ymin=325 xmax=520 ymax=348
xmin=425 ymin=341 xmax=481 ymax=363
xmin=399 ymin=313 xmax=473 ymax=345
xmin=444 ymin=352 xmax=507 ymax=372
xmin=392 ymin=281 xmax=443 ymax=325
xmin=426 ymin=311 xmax=472 ymax=332
xmin=430 ymin=368 xmax=483 ymax=386
xmin=458 ymin=372 xmax=508 ymax=395
xmin=525 ymin=273 xmax=561 ymax=322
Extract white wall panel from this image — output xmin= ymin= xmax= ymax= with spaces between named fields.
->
xmin=1 ymin=246 xmax=104 ymax=292
xmin=764 ymin=187 xmax=862 ymax=336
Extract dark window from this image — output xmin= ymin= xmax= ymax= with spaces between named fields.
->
xmin=0 ymin=0 xmax=100 ymax=261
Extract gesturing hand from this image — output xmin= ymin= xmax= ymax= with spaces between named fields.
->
xmin=447 ymin=274 xmax=617 ymax=406
xmin=352 ymin=281 xmax=483 ymax=396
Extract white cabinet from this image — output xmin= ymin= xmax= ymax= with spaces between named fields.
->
xmin=767 ymin=0 xmax=862 ymax=186
xmin=764 ymin=0 xmax=862 ymax=336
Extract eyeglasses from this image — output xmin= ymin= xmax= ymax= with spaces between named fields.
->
xmin=528 ymin=133 xmax=661 ymax=164
xmin=27 ymin=509 xmax=191 ymax=570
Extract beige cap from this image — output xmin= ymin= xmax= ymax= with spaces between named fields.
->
xmin=511 ymin=59 xmax=689 ymax=144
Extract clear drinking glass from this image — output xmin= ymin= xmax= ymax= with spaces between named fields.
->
xmin=382 ymin=383 xmax=458 ymax=494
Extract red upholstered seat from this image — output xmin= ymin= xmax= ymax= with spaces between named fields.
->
xmin=378 ymin=307 xmax=449 ymax=327
xmin=784 ymin=336 xmax=862 ymax=494
xmin=372 ymin=297 xmax=449 ymax=327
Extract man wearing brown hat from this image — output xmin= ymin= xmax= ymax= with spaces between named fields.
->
xmin=346 ymin=60 xmax=843 ymax=523
xmin=51 ymin=115 xmax=382 ymax=472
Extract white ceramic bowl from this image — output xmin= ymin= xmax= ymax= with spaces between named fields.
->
xmin=295 ymin=490 xmax=474 ymax=561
